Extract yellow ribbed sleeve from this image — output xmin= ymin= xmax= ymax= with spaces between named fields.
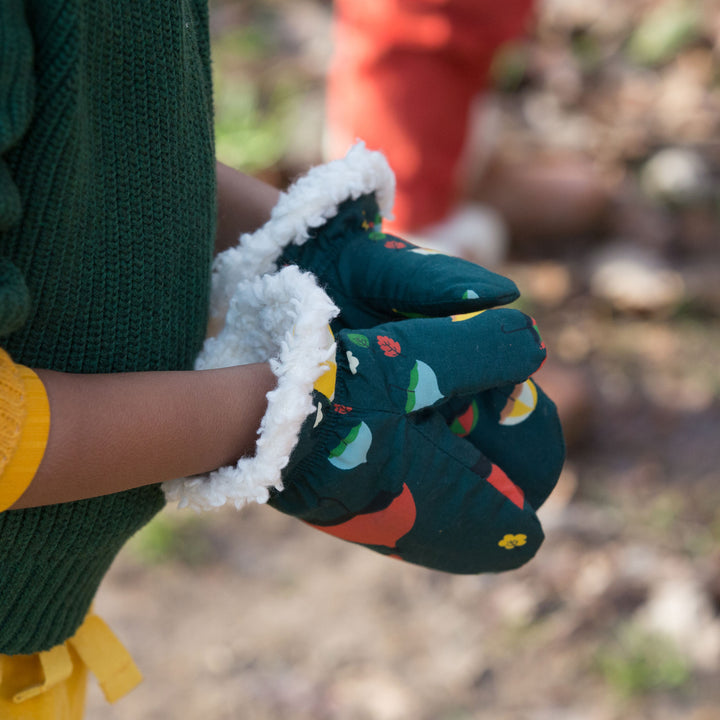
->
xmin=0 ymin=348 xmax=50 ymax=512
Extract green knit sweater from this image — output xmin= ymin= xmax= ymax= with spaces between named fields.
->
xmin=0 ymin=0 xmax=215 ymax=654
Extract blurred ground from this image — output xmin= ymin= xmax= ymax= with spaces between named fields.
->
xmin=88 ymin=1 xmax=720 ymax=718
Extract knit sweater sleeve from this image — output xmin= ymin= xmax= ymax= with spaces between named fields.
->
xmin=0 ymin=2 xmax=47 ymax=509
xmin=0 ymin=1 xmax=35 ymax=337
xmin=0 ymin=0 xmax=34 ymax=232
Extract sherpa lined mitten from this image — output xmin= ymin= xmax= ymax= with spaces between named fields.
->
xmin=207 ymin=143 xmax=522 ymax=332
xmin=270 ymin=305 xmax=552 ymax=574
xmin=164 ymin=263 xmax=552 ymax=573
xmin=163 ymin=144 xmax=565 ymax=573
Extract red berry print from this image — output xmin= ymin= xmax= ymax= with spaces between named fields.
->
xmin=333 ymin=404 xmax=353 ymax=414
xmin=384 ymin=240 xmax=406 ymax=249
xmin=378 ymin=336 xmax=401 ymax=357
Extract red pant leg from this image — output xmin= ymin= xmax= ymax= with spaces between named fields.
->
xmin=327 ymin=0 xmax=535 ymax=231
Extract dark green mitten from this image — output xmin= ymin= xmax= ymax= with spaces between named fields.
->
xmin=270 ymin=304 xmax=549 ymax=574
xmin=270 ymin=175 xmax=565 ymax=509
xmin=167 ymin=145 xmax=565 ymax=574
xmin=441 ymin=379 xmax=565 ymax=513
xmin=208 ymin=143 xmax=520 ymax=331
xmin=280 ymin=192 xmax=520 ymax=332
xmin=165 ymin=264 xmax=552 ymax=573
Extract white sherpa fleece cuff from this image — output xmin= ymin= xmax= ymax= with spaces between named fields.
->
xmin=163 ymin=143 xmax=394 ymax=511
xmin=208 ymin=141 xmax=395 ymax=324
xmin=162 ymin=265 xmax=339 ymax=511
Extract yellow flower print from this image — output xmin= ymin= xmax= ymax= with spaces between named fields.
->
xmin=498 ymin=533 xmax=527 ymax=550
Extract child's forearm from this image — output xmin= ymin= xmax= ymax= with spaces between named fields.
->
xmin=215 ymin=161 xmax=280 ymax=255
xmin=11 ymin=163 xmax=283 ymax=510
xmin=10 ymin=363 xmax=275 ymax=509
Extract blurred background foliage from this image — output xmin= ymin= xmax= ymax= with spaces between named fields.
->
xmin=96 ymin=1 xmax=720 ymax=719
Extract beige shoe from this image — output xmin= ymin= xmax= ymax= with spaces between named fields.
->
xmin=404 ymin=203 xmax=509 ymax=268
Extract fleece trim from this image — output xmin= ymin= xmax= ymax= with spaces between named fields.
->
xmin=162 ymin=266 xmax=339 ymax=510
xmin=210 ymin=142 xmax=395 ymax=322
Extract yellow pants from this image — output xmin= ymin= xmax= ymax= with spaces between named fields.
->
xmin=0 ymin=614 xmax=142 ymax=720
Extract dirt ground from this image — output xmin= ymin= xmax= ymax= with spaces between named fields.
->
xmin=87 ymin=1 xmax=720 ymax=718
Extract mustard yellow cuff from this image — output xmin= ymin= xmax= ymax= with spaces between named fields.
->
xmin=0 ymin=365 xmax=50 ymax=512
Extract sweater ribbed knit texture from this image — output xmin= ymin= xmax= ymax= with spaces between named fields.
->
xmin=0 ymin=0 xmax=215 ymax=654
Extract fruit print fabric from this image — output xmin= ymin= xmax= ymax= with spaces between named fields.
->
xmin=328 ymin=421 xmax=373 ymax=470
xmin=405 ymin=360 xmax=444 ymax=413
xmin=269 ymin=178 xmax=563 ymax=573
xmin=204 ymin=148 xmax=564 ymax=574
xmin=500 ymin=379 xmax=538 ymax=426
xmin=443 ymin=378 xmax=564 ymax=512
xmin=269 ymin=307 xmax=554 ymax=574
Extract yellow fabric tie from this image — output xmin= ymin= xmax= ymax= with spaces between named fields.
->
xmin=11 ymin=645 xmax=74 ymax=703
xmin=0 ymin=612 xmax=142 ymax=719
xmin=67 ymin=615 xmax=142 ymax=704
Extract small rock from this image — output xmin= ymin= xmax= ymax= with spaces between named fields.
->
xmin=523 ymin=262 xmax=573 ymax=307
xmin=572 ymin=551 xmax=613 ymax=603
xmin=590 ymin=242 xmax=684 ymax=313
xmin=640 ymin=147 xmax=713 ymax=206
xmin=638 ymin=571 xmax=720 ymax=672
xmin=492 ymin=579 xmax=541 ymax=625
xmin=329 ymin=672 xmax=420 ymax=720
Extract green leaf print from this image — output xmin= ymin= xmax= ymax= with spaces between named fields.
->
xmin=347 ymin=333 xmax=370 ymax=348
